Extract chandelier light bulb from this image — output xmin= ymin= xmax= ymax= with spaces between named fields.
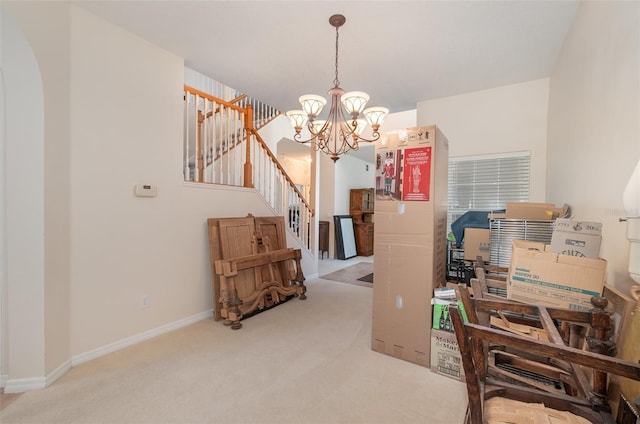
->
xmin=341 ymin=91 xmax=370 ymax=118
xmin=364 ymin=107 xmax=389 ymax=131
xmin=285 ymin=14 xmax=389 ymax=161
xmin=285 ymin=110 xmax=308 ymax=133
xmin=311 ymin=120 xmax=329 ymax=136
xmin=299 ymin=94 xmax=326 ymax=118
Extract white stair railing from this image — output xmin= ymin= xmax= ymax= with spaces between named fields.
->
xmin=183 ymin=85 xmax=313 ymax=249
xmin=247 ymin=131 xmax=313 ymax=249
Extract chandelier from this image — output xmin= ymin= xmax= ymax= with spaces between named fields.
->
xmin=285 ymin=14 xmax=389 ymax=162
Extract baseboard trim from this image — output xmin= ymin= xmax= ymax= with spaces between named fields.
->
xmin=71 ymin=310 xmax=213 ymax=367
xmin=3 ymin=360 xmax=72 ymax=393
xmin=3 ymin=376 xmax=46 ymax=393
xmin=3 ymin=311 xmax=213 ymax=393
xmin=46 ymin=359 xmax=72 ymax=387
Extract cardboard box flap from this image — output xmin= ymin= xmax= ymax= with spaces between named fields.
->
xmin=508 ymin=239 xmax=607 ymax=310
xmin=513 ymin=240 xmax=604 ymax=267
xmin=553 ymin=218 xmax=602 ymax=236
xmin=506 ymin=202 xmax=569 ymax=220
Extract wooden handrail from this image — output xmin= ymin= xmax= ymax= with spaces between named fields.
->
xmin=184 ymin=85 xmax=245 ymax=112
xmin=248 ymin=127 xmax=314 ymax=216
xmin=230 ymin=93 xmax=248 ymax=104
xmin=184 ymin=84 xmax=314 ymax=218
xmin=230 ymin=93 xmax=282 ymax=130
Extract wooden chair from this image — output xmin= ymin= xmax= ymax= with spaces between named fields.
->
xmin=470 ymin=256 xmax=508 ymax=300
xmin=449 ymin=291 xmax=640 ymax=423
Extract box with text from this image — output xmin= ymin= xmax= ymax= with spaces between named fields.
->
xmin=507 ymin=240 xmax=606 ymax=310
xmin=430 ymin=328 xmax=464 ymax=381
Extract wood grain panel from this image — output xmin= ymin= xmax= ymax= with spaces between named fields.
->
xmin=255 ymin=216 xmax=288 ymax=287
xmin=207 ymin=218 xmax=223 ymax=321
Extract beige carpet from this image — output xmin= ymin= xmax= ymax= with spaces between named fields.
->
xmin=320 ymin=262 xmax=374 ymax=287
xmin=0 ymin=278 xmax=467 ymax=424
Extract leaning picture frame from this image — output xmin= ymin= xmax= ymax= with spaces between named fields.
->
xmin=333 ymin=215 xmax=357 ymax=260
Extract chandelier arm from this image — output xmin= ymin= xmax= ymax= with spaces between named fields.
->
xmin=286 ymin=14 xmax=387 ymax=161
xmin=334 ymin=97 xmax=383 ymax=144
xmin=292 ymin=132 xmax=320 ymax=145
xmin=348 ymin=131 xmax=381 ymax=144
xmin=307 ymin=118 xmax=331 ymax=138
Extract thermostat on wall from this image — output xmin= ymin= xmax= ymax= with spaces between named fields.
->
xmin=134 ymin=184 xmax=157 ymax=198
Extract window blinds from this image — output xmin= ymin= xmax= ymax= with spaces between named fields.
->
xmin=447 ymin=152 xmax=530 ymax=234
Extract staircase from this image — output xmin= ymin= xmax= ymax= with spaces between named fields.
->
xmin=183 ymin=85 xmax=314 ymax=251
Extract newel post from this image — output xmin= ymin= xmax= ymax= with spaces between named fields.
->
xmin=243 ymin=104 xmax=254 ymax=188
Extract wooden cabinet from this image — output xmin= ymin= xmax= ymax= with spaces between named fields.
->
xmin=350 ymin=188 xmax=374 ymax=222
xmin=318 ymin=221 xmax=329 ymax=259
xmin=350 ymin=188 xmax=375 ymax=256
xmin=354 ymin=223 xmax=374 ymax=256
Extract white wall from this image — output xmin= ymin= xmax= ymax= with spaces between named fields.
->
xmin=67 ymin=6 xmax=288 ymax=356
xmin=317 ymin=152 xmax=337 ymax=258
xmin=417 ymin=78 xmax=550 ymax=202
xmin=2 ymin=2 xmax=296 ymax=390
xmin=23 ymin=1 xmax=73 ymax=381
xmin=381 ymin=110 xmax=417 ymax=135
xmin=257 ymin=114 xmax=292 ymax=154
xmin=547 ymin=1 xmax=639 ymax=293
xmin=278 ymin=156 xmax=310 ymax=191
xmin=1 ymin=4 xmax=47 ymax=388
xmin=334 ymin=156 xmax=375 ymax=216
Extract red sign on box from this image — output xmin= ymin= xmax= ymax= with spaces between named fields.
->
xmin=402 ymin=147 xmax=431 ymax=201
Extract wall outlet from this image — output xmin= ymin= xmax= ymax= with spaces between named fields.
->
xmin=140 ymin=295 xmax=150 ymax=309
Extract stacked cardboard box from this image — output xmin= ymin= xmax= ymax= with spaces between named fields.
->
xmin=430 ymin=288 xmax=467 ymax=381
xmin=432 ymin=297 xmax=468 ymax=333
xmin=371 ymin=125 xmax=449 ymax=367
xmin=505 ymin=202 xmax=568 ymax=220
xmin=550 ymin=218 xmax=602 ymax=259
xmin=507 ymin=240 xmax=607 ymax=311
xmin=464 ymin=227 xmax=490 ymax=261
xmin=430 ymin=328 xmax=464 ymax=381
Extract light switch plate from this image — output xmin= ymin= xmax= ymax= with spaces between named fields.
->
xmin=134 ymin=184 xmax=157 ymax=198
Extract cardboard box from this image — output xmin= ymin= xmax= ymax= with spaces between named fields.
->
xmin=507 ymin=240 xmax=607 ymax=310
xmin=372 ymin=125 xmax=449 ymax=368
xmin=463 ymin=228 xmax=490 ymax=261
xmin=372 ymin=243 xmax=435 ymax=366
xmin=505 ymin=202 xmax=567 ymax=220
xmin=432 ymin=298 xmax=468 ymax=333
xmin=550 ymin=218 xmax=602 ymax=259
xmin=430 ymin=329 xmax=464 ymax=381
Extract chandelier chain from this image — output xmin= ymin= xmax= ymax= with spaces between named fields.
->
xmin=333 ymin=24 xmax=340 ymax=88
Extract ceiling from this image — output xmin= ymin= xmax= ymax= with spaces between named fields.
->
xmin=71 ymin=0 xmax=580 ymax=162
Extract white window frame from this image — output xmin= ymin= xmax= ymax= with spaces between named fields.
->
xmin=447 ymin=151 xmax=531 ymax=239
